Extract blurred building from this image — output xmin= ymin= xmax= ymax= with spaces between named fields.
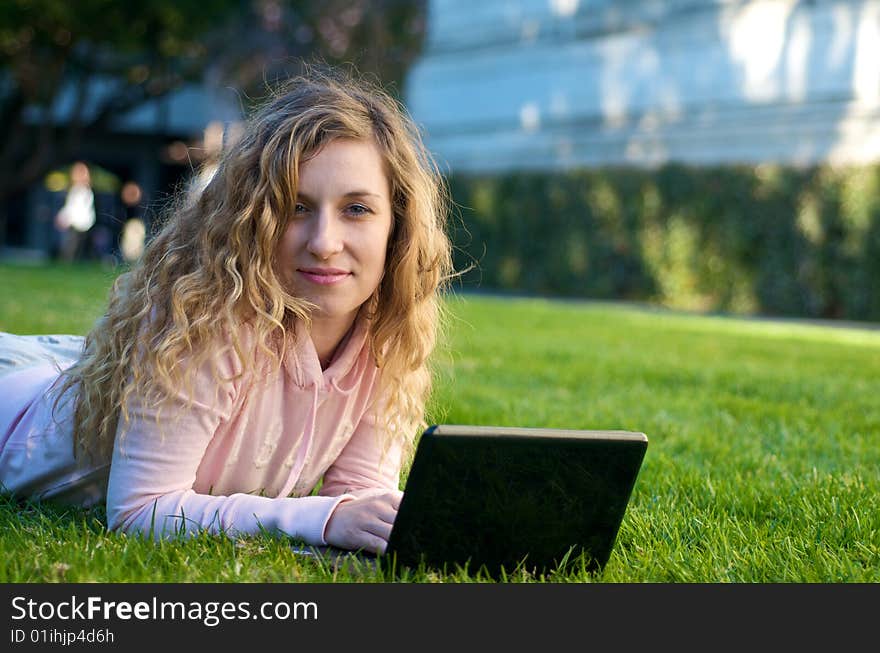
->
xmin=2 ymin=81 xmax=242 ymax=261
xmin=405 ymin=0 xmax=880 ymax=173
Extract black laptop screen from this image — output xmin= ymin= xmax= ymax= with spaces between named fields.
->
xmin=387 ymin=427 xmax=648 ymax=576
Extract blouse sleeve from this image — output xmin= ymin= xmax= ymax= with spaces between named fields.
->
xmin=105 ymin=349 xmax=351 ymax=545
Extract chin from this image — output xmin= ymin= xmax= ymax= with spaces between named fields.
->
xmin=309 ymin=302 xmax=360 ymax=322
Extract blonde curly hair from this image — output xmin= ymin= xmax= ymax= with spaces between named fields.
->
xmin=56 ymin=65 xmax=454 ymax=466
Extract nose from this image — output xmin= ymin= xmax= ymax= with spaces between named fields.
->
xmin=306 ymin=210 xmax=344 ymax=260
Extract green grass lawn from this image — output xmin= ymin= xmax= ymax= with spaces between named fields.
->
xmin=1 ymin=262 xmax=878 ymax=582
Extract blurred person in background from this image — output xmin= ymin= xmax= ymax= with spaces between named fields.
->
xmin=54 ymin=161 xmax=96 ymax=262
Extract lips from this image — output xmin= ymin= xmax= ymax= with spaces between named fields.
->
xmin=297 ymin=267 xmax=351 ymax=285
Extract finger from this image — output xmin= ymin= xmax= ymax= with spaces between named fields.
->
xmin=355 ymin=530 xmax=388 ymax=555
xmin=374 ymin=503 xmax=398 ymax=526
xmin=390 ymin=490 xmax=403 ymax=510
xmin=362 ymin=519 xmax=393 ymax=543
xmin=370 ymin=490 xmax=402 ymax=511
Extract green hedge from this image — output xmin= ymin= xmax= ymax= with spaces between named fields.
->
xmin=447 ymin=164 xmax=880 ymax=321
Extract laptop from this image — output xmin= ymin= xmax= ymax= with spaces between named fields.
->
xmin=299 ymin=424 xmax=648 ymax=578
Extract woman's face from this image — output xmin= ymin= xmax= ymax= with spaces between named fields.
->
xmin=275 ymin=137 xmax=394 ymax=333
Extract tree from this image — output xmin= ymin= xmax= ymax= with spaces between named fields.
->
xmin=0 ymin=0 xmax=245 ymax=203
xmin=218 ymin=0 xmax=428 ymax=106
xmin=0 ymin=0 xmax=427 ymax=205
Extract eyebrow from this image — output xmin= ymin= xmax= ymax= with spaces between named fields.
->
xmin=296 ymin=190 xmax=383 ymax=201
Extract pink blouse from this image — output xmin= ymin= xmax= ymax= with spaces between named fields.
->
xmin=0 ymin=316 xmax=403 ymax=546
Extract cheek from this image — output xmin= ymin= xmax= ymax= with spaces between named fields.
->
xmin=373 ymin=229 xmax=393 ymax=274
xmin=276 ymin=224 xmax=300 ymax=257
xmin=273 ymin=226 xmax=300 ymax=278
xmin=357 ymin=220 xmax=391 ymax=264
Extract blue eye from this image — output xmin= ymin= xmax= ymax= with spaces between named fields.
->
xmin=348 ymin=204 xmax=371 ymax=216
xmin=294 ymin=203 xmax=308 ymax=214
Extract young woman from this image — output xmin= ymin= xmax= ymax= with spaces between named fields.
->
xmin=0 ymin=67 xmax=454 ymax=555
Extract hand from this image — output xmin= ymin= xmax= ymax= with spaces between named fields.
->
xmin=346 ymin=487 xmax=403 ymax=502
xmin=324 ymin=490 xmax=402 ymax=555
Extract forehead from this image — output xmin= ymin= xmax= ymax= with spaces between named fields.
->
xmin=297 ymin=138 xmax=390 ymax=196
